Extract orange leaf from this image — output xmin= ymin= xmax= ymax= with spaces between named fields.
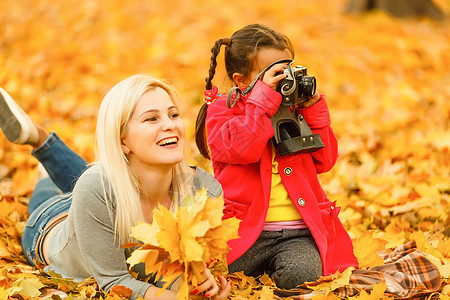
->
xmin=110 ymin=285 xmax=133 ymax=298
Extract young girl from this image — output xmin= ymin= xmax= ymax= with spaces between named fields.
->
xmin=195 ymin=24 xmax=358 ymax=289
xmin=0 ymin=75 xmax=230 ymax=300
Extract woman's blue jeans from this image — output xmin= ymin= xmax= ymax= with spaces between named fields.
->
xmin=21 ymin=132 xmax=88 ymax=265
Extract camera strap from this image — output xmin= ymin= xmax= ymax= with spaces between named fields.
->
xmin=226 ymin=58 xmax=294 ymax=108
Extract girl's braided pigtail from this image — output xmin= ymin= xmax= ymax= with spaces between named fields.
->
xmin=205 ymin=38 xmax=230 ymax=90
xmin=195 ymin=38 xmax=231 ymax=159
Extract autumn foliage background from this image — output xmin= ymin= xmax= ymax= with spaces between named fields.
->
xmin=0 ymin=0 xmax=449 ymax=298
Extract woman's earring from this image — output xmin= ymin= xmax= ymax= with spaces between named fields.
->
xmin=123 ymin=148 xmax=130 ymax=159
xmin=122 ymin=143 xmax=131 ymax=160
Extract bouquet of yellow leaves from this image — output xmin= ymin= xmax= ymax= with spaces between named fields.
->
xmin=125 ymin=189 xmax=240 ymax=299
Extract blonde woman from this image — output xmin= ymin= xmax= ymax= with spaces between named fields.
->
xmin=0 ymin=75 xmax=231 ymax=300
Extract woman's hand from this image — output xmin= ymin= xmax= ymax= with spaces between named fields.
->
xmin=144 ymin=286 xmax=178 ymax=300
xmin=143 ymin=270 xmax=232 ymax=300
xmin=261 ymin=63 xmax=288 ymax=90
xmin=189 ymin=263 xmax=232 ymax=299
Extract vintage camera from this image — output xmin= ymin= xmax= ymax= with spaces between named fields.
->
xmin=226 ymin=60 xmax=325 ymax=157
xmin=271 ymin=65 xmax=324 ymax=156
xmin=277 ymin=65 xmax=317 ymax=106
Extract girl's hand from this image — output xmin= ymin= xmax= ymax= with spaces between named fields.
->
xmin=261 ymin=63 xmax=288 ymax=90
xmin=298 ymin=89 xmax=321 ymax=108
xmin=189 ymin=264 xmax=232 ymax=299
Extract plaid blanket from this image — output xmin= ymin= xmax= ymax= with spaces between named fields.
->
xmin=274 ymin=241 xmax=443 ymax=299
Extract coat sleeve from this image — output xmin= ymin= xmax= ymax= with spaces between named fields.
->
xmin=206 ymin=81 xmax=282 ymax=164
xmin=297 ymin=94 xmax=338 ymax=174
xmin=71 ymin=172 xmax=151 ymax=300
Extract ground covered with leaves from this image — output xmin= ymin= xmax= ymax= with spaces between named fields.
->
xmin=0 ymin=0 xmax=449 ymax=299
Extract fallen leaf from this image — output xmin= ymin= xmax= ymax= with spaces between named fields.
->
xmin=110 ymin=285 xmax=133 ymax=298
xmin=353 ymin=231 xmax=388 ymax=268
xmin=306 ymin=267 xmax=354 ymax=294
xmin=11 ymin=276 xmax=44 ymax=298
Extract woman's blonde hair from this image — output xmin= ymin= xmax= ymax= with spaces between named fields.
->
xmin=95 ymin=74 xmax=190 ymax=245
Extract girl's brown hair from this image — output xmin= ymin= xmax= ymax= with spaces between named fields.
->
xmin=195 ymin=24 xmax=294 ymax=159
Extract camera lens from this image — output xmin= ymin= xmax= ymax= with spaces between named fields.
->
xmin=301 ymin=76 xmax=316 ymax=97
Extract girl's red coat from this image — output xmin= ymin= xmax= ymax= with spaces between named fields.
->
xmin=206 ymin=81 xmax=358 ymax=275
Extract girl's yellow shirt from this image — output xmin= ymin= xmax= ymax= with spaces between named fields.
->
xmin=265 ymin=148 xmax=302 ymax=222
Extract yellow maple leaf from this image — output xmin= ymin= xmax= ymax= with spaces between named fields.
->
xmin=353 ymin=231 xmax=387 ymax=268
xmin=126 ymin=249 xmax=151 ymax=269
xmin=350 ymin=282 xmax=391 ymax=300
xmin=199 ymin=217 xmax=240 ymax=260
xmin=11 ymin=276 xmax=44 ymax=298
xmin=306 ymin=267 xmax=354 ymax=294
xmin=257 ymin=285 xmax=274 ymax=299
xmin=311 ymin=294 xmax=341 ymax=300
xmin=180 ymin=219 xmax=210 ymax=261
xmin=415 ymin=183 xmax=442 ymax=205
xmin=229 ymin=271 xmax=258 ymax=290
xmin=377 ymin=230 xmax=406 ymax=250
xmin=410 ymin=231 xmax=445 ymax=260
xmin=259 ymin=273 xmax=275 ymax=286
xmin=128 ymin=189 xmax=240 ymax=297
xmin=153 ymin=204 xmax=182 ymax=262
xmin=360 ymin=281 xmax=387 ymax=299
xmin=233 ymin=285 xmax=254 ymax=299
xmin=130 ymin=222 xmax=159 ymax=245
xmin=426 ymin=255 xmax=450 ymax=278
xmin=79 ymin=285 xmax=97 ymax=299
xmin=438 ymin=238 xmax=450 ymax=258
xmin=202 ymin=196 xmax=224 ymax=228
xmin=126 ymin=245 xmax=183 ymax=293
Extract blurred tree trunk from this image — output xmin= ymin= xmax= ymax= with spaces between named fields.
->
xmin=345 ymin=0 xmax=445 ymax=20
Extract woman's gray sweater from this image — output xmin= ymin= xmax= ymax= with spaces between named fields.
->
xmin=47 ymin=164 xmax=222 ymax=300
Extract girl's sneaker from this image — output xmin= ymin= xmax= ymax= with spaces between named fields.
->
xmin=0 ymin=87 xmax=39 ymax=145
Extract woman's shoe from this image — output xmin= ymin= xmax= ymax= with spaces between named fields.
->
xmin=0 ymin=87 xmax=39 ymax=145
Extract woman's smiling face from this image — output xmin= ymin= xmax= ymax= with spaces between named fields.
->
xmin=121 ymin=87 xmax=185 ymax=169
